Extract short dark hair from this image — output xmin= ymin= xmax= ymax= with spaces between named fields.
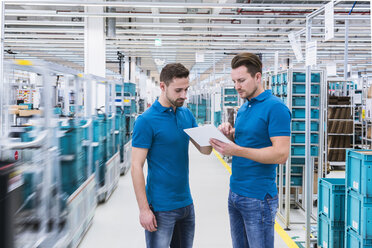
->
xmin=231 ymin=53 xmax=262 ymax=77
xmin=160 ymin=63 xmax=189 ymax=86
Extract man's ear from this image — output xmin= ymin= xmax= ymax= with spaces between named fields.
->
xmin=255 ymin=72 xmax=262 ymax=82
xmin=160 ymin=82 xmax=166 ymax=91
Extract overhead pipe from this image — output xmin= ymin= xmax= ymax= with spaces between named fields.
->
xmin=3 ymin=0 xmax=370 ymax=10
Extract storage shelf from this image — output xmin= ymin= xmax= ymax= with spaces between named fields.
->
xmin=329 ymin=162 xmax=345 ymax=166
xmin=328 ymin=105 xmax=352 ymax=108
xmin=328 ymin=147 xmax=349 ymax=150
xmin=292 ymin=82 xmax=321 ymax=84
xmin=291 ymin=106 xmax=320 ymax=109
xmin=291 ymin=156 xmax=318 ymax=158
xmin=292 ymin=119 xmax=320 ymax=121
xmin=292 ymin=94 xmax=320 ymax=97
xmin=328 ymin=133 xmax=353 ymax=136
xmin=292 ymin=143 xmax=319 ymax=146
xmin=291 ymin=131 xmax=320 ymax=134
xmin=328 ymin=119 xmax=353 ymax=121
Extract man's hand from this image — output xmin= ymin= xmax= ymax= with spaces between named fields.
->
xmin=209 ymin=138 xmax=239 ymax=156
xmin=218 ymin=122 xmax=235 ymax=141
xmin=140 ymin=208 xmax=157 ymax=232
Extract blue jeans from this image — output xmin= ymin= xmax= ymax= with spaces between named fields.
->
xmin=228 ymin=191 xmax=278 ymax=248
xmin=145 ymin=204 xmax=195 ymax=248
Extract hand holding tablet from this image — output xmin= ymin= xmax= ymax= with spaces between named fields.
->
xmin=184 ymin=124 xmax=232 ymax=147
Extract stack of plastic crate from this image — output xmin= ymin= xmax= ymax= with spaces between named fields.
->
xmin=272 ymin=70 xmax=322 ymax=188
xmin=345 ymin=149 xmax=372 ymax=247
xmin=317 ymin=178 xmax=346 ymax=248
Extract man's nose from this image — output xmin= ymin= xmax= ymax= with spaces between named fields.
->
xmin=181 ymin=91 xmax=187 ymax=99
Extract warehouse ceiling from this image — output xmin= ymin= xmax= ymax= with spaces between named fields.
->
xmin=2 ymin=0 xmax=371 ymax=85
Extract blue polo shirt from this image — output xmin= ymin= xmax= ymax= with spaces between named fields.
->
xmin=231 ymin=90 xmax=291 ymax=200
xmin=132 ymin=100 xmax=197 ymax=211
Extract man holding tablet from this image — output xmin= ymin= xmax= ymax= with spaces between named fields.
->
xmin=210 ymin=53 xmax=291 ymax=248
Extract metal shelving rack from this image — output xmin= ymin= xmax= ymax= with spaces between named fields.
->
xmin=221 ymin=85 xmax=240 ymax=125
xmin=360 ymin=76 xmax=372 ymax=149
xmin=271 ymin=68 xmax=324 ymax=229
xmin=325 ymin=79 xmax=357 ymax=169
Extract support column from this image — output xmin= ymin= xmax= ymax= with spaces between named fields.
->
xmin=0 ymin=2 xmax=4 ymax=137
xmin=305 ymin=17 xmax=312 ymax=248
xmin=124 ymin=56 xmax=129 ymax=82
xmin=84 ymin=4 xmax=106 ymax=113
xmin=131 ymin=57 xmax=136 ymax=83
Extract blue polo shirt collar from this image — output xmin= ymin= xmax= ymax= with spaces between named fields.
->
xmin=153 ymin=99 xmax=174 ymax=112
xmin=247 ymin=89 xmax=272 ymax=103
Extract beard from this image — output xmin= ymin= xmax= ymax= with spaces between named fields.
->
xmin=240 ymin=84 xmax=258 ymax=100
xmin=166 ymin=93 xmax=185 ymax=107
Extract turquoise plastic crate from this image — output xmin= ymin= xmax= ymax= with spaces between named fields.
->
xmin=59 ymin=123 xmax=85 ymax=195
xmin=292 ymin=108 xmax=319 ymax=119
xmin=282 ymin=84 xmax=287 ymax=95
xmin=346 ymin=150 xmax=372 ymax=200
xmin=196 ymin=117 xmax=206 ymax=124
xmin=291 ymin=133 xmax=319 ymax=144
xmin=224 ymin=88 xmax=237 ymax=95
xmin=124 ymin=82 xmax=136 ymax=96
xmin=292 ymin=96 xmax=319 ymax=106
xmin=318 ymin=178 xmax=346 ymax=225
xmin=277 ymin=74 xmax=282 ymax=84
xmin=115 ymin=84 xmax=123 ymax=92
xmin=277 ymin=175 xmax=302 ymax=186
xmin=282 ymin=96 xmax=287 ymax=105
xmin=291 ymin=145 xmax=318 ymax=156
xmin=292 ymin=121 xmax=319 ymax=131
xmin=277 ymin=86 xmax=282 ymax=95
xmin=224 ymin=96 xmax=238 ymax=102
xmin=292 ymin=72 xmax=321 ymax=83
xmin=346 ymin=228 xmax=372 ymax=248
xmin=283 ymin=73 xmax=287 ymax=83
xmin=292 ymin=158 xmax=305 ymax=164
xmin=282 ymin=165 xmax=303 ymax=174
xmin=346 ymin=190 xmax=372 ymax=239
xmin=214 ymin=111 xmax=222 ymax=126
xmin=318 ymin=214 xmax=345 ymax=248
xmin=272 ymin=75 xmax=277 ymax=84
xmin=224 ymin=102 xmax=238 ymax=106
xmin=292 ymin=84 xmax=320 ymax=94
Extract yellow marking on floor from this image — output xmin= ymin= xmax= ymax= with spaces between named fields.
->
xmin=212 ymin=149 xmax=231 ymax=175
xmin=213 ymin=150 xmax=299 ymax=248
xmin=15 ymin=59 xmax=33 ymax=66
xmin=275 ymin=222 xmax=300 ymax=248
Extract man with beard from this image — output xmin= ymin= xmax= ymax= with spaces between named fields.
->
xmin=131 ymin=63 xmax=212 ymax=248
xmin=209 ymin=53 xmax=291 ymax=248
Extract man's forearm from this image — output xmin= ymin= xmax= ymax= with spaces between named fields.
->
xmin=131 ymin=165 xmax=150 ymax=211
xmin=233 ymin=146 xmax=288 ymax=164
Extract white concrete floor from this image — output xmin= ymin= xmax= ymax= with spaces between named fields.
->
xmin=79 ymin=145 xmax=296 ymax=248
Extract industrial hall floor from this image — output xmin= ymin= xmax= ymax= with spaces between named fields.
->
xmin=79 ymin=145 xmax=295 ymax=248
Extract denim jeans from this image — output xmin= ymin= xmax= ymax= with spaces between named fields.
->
xmin=228 ymin=190 xmax=278 ymax=248
xmin=145 ymin=204 xmax=195 ymax=248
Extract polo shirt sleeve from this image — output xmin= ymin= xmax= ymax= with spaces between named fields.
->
xmin=268 ymin=103 xmax=291 ymax=137
xmin=132 ymin=115 xmax=153 ymax=149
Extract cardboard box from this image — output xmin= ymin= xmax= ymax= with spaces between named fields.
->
xmin=18 ymin=109 xmax=42 ymax=117
xmin=368 ymin=85 xmax=372 ymax=98
xmin=9 ymin=105 xmax=29 ymax=114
